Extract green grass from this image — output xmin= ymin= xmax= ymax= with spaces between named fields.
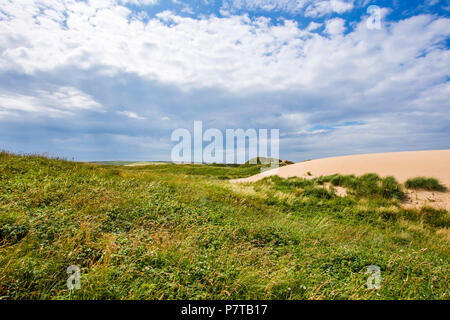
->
xmin=0 ymin=152 xmax=448 ymax=300
xmin=315 ymin=173 xmax=406 ymax=200
xmin=90 ymin=161 xmax=141 ymax=165
xmin=114 ymin=162 xmax=269 ymax=180
xmin=405 ymin=177 xmax=447 ymax=191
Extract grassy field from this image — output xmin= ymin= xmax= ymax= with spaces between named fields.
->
xmin=90 ymin=161 xmax=140 ymax=166
xmin=0 ymin=152 xmax=448 ymax=300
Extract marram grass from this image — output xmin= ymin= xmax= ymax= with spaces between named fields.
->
xmin=405 ymin=177 xmax=446 ymax=192
xmin=0 ymin=152 xmax=448 ymax=300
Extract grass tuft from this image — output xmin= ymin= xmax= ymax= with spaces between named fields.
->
xmin=318 ymin=174 xmax=405 ymax=200
xmin=405 ymin=177 xmax=446 ymax=191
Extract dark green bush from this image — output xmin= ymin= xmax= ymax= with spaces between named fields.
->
xmin=326 ymin=174 xmax=405 ymax=200
xmin=405 ymin=177 xmax=446 ymax=191
xmin=380 ymin=176 xmax=405 ymax=200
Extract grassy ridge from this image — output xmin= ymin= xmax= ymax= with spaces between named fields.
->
xmin=0 ymin=152 xmax=448 ymax=299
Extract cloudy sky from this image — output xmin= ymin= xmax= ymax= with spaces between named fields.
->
xmin=0 ymin=0 xmax=449 ymax=162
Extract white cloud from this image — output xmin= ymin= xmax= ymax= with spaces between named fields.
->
xmin=305 ymin=0 xmax=354 ymax=17
xmin=222 ymin=0 xmax=307 ymax=13
xmin=181 ymin=6 xmax=194 ymax=15
xmin=410 ymin=82 xmax=450 ymax=114
xmin=281 ymin=113 xmax=308 ymax=125
xmin=221 ymin=0 xmax=354 ymax=16
xmin=1 ymin=1 xmax=448 ymax=97
xmin=325 ymin=17 xmax=346 ymax=35
xmin=39 ymin=87 xmax=103 ymax=111
xmin=306 ymin=21 xmax=322 ymax=31
xmin=120 ymin=0 xmax=158 ymax=5
xmin=116 ymin=110 xmax=147 ymax=120
xmin=0 ymin=86 xmax=102 ymax=117
xmin=426 ymin=0 xmax=440 ymax=6
xmin=0 ymin=93 xmax=66 ymax=117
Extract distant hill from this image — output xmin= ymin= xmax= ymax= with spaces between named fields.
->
xmin=92 ymin=159 xmax=296 ymax=166
xmin=245 ymin=157 xmax=294 ymax=165
xmin=90 ymin=161 xmax=138 ymax=165
xmin=91 ymin=161 xmax=172 ymax=166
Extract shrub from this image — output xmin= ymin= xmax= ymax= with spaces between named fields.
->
xmin=380 ymin=176 xmax=405 ymax=200
xmin=326 ymin=174 xmax=405 ymax=200
xmin=330 ymin=174 xmax=357 ymax=188
xmin=405 ymin=177 xmax=446 ymax=191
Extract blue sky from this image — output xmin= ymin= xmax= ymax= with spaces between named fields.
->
xmin=0 ymin=0 xmax=449 ymax=162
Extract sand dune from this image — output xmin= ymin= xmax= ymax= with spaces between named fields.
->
xmin=231 ymin=150 xmax=450 ymax=209
xmin=232 ymin=150 xmax=450 ymax=209
xmin=232 ymin=150 xmax=450 ymax=185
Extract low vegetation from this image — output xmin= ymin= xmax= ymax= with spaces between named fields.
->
xmin=115 ymin=162 xmax=269 ymax=180
xmin=0 ymin=152 xmax=448 ymax=300
xmin=405 ymin=177 xmax=447 ymax=192
xmin=244 ymin=157 xmax=295 ymax=165
xmin=317 ymin=173 xmax=406 ymax=200
xmin=91 ymin=161 xmax=140 ymax=166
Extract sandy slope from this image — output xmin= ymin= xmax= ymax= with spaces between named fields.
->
xmin=231 ymin=150 xmax=450 ymax=209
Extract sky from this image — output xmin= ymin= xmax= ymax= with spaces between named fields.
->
xmin=0 ymin=0 xmax=449 ymax=162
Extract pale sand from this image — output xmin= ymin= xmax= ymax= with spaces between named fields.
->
xmin=231 ymin=150 xmax=450 ymax=210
